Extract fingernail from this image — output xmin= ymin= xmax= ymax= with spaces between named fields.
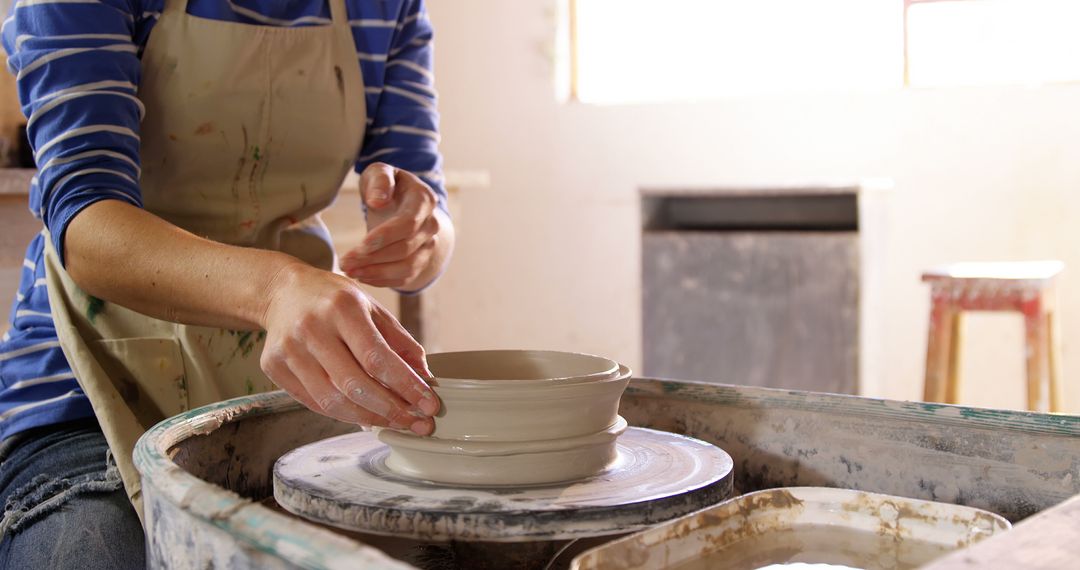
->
xmin=410 ymin=420 xmax=431 ymax=436
xmin=418 ymin=393 xmax=440 ymax=416
xmin=375 ymin=192 xmax=389 ymax=202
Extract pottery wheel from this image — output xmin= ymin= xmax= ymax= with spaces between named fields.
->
xmin=273 ymin=427 xmax=734 ymax=541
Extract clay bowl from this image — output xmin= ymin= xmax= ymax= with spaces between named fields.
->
xmin=378 ymin=350 xmax=632 ymax=486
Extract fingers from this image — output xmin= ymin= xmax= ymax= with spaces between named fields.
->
xmin=308 ymin=333 xmax=433 ymax=435
xmin=371 ymin=303 xmax=433 ymax=378
xmin=359 ymin=176 xmax=436 ymax=254
xmin=336 ymin=309 xmax=440 ymax=418
xmin=343 ymin=217 xmax=437 ymax=268
xmin=260 ymin=351 xmax=318 ymax=409
xmin=264 ymin=345 xmax=385 ymax=426
xmin=259 ymin=268 xmax=439 ymax=434
xmin=346 ymin=240 xmax=435 ymax=287
xmin=360 ymin=162 xmax=396 ymax=209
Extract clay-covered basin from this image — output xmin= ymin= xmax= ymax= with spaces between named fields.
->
xmin=379 ymin=349 xmax=632 ymax=486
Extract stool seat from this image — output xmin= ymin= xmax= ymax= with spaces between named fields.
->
xmin=923 ymin=260 xmax=1064 ymax=284
xmin=922 ymin=260 xmax=1064 ymax=413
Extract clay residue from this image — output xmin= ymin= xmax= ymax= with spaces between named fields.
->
xmin=755 ymin=489 xmax=805 ymax=511
xmin=189 ymin=415 xmax=225 ymax=436
xmin=187 ymin=405 xmax=252 ymax=437
xmin=703 ymin=491 xmax=804 ymax=552
xmin=619 ymin=379 xmax=1077 ymax=524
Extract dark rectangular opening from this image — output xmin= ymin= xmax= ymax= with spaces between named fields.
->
xmin=642 ymin=192 xmax=858 ymax=232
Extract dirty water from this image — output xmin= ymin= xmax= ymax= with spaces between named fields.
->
xmin=671 ymin=526 xmax=954 ymax=570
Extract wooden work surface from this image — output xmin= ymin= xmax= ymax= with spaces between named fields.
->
xmin=926 ymin=493 xmax=1080 ymax=569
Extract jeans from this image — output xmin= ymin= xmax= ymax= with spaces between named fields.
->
xmin=0 ymin=419 xmax=145 ymax=569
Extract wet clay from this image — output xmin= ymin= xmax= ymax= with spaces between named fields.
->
xmin=381 ymin=417 xmax=629 ymax=486
xmin=421 ymin=351 xmax=628 ymax=441
xmin=426 ymin=350 xmax=620 ymax=385
xmin=379 ymin=350 xmax=632 ymax=486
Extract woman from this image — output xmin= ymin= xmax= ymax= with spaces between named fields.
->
xmin=0 ymin=0 xmax=454 ymax=566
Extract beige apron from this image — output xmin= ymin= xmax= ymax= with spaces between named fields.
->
xmin=43 ymin=0 xmax=366 ymax=515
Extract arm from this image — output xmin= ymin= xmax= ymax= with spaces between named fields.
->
xmin=67 ymin=201 xmax=439 ymax=433
xmin=5 ymin=3 xmax=438 ymax=434
xmin=342 ymin=0 xmax=454 ymax=292
xmin=66 ymin=201 xmax=285 ymax=330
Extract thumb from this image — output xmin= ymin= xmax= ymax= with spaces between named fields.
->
xmin=361 ymin=163 xmax=396 ymax=209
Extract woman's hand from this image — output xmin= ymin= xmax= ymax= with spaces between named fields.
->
xmin=340 ymin=163 xmax=453 ymax=291
xmin=63 ymin=201 xmax=440 ymax=434
xmin=259 ymin=261 xmax=440 ymax=435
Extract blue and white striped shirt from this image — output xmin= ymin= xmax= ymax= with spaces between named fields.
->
xmin=0 ymin=0 xmax=445 ymax=440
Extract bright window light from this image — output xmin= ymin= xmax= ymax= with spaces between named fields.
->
xmin=906 ymin=0 xmax=1080 ymax=87
xmin=572 ymin=0 xmax=904 ymax=104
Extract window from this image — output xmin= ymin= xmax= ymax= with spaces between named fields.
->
xmin=568 ymin=0 xmax=1080 ymax=104
xmin=905 ymin=0 xmax=1080 ymax=87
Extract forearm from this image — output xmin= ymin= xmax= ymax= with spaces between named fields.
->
xmin=66 ymin=200 xmax=440 ymax=434
xmin=399 ymin=208 xmax=454 ymax=292
xmin=65 ymin=200 xmax=301 ymax=331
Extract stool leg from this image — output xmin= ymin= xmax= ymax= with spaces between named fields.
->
xmin=1048 ymin=311 xmax=1063 ymax=413
xmin=945 ymin=312 xmax=963 ymax=404
xmin=1024 ymin=310 xmax=1050 ymax=412
xmin=924 ymin=300 xmax=955 ymax=403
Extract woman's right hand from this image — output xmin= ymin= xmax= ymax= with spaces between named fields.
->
xmin=258 ymin=261 xmax=439 ymax=435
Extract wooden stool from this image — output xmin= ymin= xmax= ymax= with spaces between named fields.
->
xmin=922 ymin=261 xmax=1064 ymax=412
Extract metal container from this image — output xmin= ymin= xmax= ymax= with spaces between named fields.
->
xmin=570 ymin=487 xmax=1010 ymax=570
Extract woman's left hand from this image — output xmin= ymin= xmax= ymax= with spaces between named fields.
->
xmin=341 ymin=163 xmax=452 ymax=291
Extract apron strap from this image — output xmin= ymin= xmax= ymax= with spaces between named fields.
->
xmin=328 ymin=0 xmax=349 ymax=26
xmin=161 ymin=0 xmax=189 ymax=16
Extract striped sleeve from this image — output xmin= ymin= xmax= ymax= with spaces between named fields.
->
xmin=2 ymin=0 xmax=144 ymax=266
xmin=356 ymin=0 xmax=447 ymax=214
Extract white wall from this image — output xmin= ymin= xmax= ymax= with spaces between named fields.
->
xmin=424 ymin=0 xmax=1080 ymax=411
